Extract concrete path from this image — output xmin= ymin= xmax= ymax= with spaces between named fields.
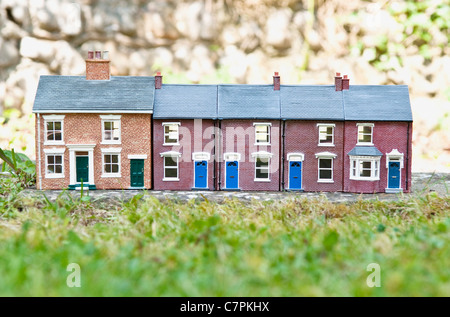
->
xmin=17 ymin=173 xmax=449 ymax=204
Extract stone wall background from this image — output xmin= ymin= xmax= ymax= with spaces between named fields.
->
xmin=0 ymin=0 xmax=449 ymax=172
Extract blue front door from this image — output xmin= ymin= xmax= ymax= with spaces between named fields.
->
xmin=388 ymin=161 xmax=400 ymax=188
xmin=226 ymin=161 xmax=238 ymax=189
xmin=194 ymin=161 xmax=207 ymax=188
xmin=289 ymin=161 xmax=302 ymax=190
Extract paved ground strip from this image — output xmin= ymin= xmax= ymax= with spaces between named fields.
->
xmin=15 ymin=173 xmax=449 ymax=204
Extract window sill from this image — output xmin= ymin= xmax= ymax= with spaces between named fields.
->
xmin=254 ymin=179 xmax=271 ymax=182
xmin=318 ymin=143 xmax=335 ymax=147
xmin=254 ymin=143 xmax=271 ymax=146
xmin=350 ymin=177 xmax=380 ymax=181
xmin=44 ymin=142 xmax=65 ymax=146
xmin=101 ymin=141 xmax=121 ymax=145
xmin=163 ymin=178 xmax=180 ymax=182
xmin=101 ymin=174 xmax=122 ymax=178
xmin=356 ymin=142 xmax=374 ymax=146
xmin=45 ymin=174 xmax=65 ymax=179
xmin=163 ymin=143 xmax=180 ymax=146
xmin=317 ymin=180 xmax=334 ymax=183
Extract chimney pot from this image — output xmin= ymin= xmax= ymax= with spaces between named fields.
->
xmin=95 ymin=50 xmax=102 ymax=59
xmin=342 ymin=75 xmax=350 ymax=90
xmin=155 ymin=72 xmax=162 ymax=89
xmin=102 ymin=51 xmax=109 ymax=60
xmin=273 ymin=72 xmax=280 ymax=91
xmin=335 ymin=72 xmax=343 ymax=91
xmin=88 ymin=51 xmax=94 ymax=59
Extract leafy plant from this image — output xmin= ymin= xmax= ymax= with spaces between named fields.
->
xmin=0 ymin=148 xmax=35 ymax=187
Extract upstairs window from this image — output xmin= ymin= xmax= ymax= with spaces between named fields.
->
xmin=317 ymin=124 xmax=335 ymax=146
xmin=163 ymin=122 xmax=180 ymax=145
xmin=357 ymin=123 xmax=374 ymax=145
xmin=254 ymin=123 xmax=271 ymax=145
xmin=101 ymin=115 xmax=121 ymax=144
xmin=43 ymin=115 xmax=65 ymax=145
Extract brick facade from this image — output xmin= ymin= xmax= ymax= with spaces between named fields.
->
xmin=153 ymin=119 xmax=216 ymax=190
xmin=36 ymin=113 xmax=152 ymax=190
xmin=343 ymin=121 xmax=412 ymax=193
xmin=283 ymin=121 xmax=344 ymax=192
xmin=219 ymin=119 xmax=280 ymax=191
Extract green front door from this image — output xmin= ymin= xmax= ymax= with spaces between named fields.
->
xmin=130 ymin=159 xmax=144 ymax=187
xmin=76 ymin=156 xmax=89 ymax=183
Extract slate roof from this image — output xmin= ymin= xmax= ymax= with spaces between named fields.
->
xmin=343 ymin=85 xmax=412 ymax=121
xmin=348 ymin=146 xmax=383 ymax=156
xmin=32 ymin=76 xmax=155 ymax=113
xmin=280 ymin=85 xmax=344 ymax=120
xmin=154 ymin=84 xmax=217 ymax=119
xmin=32 ymin=75 xmax=412 ymax=122
xmin=218 ymin=85 xmax=280 ymax=119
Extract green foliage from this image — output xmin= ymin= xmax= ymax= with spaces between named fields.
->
xmin=0 ymin=148 xmax=35 ymax=187
xmin=0 ymin=189 xmax=448 ymax=296
xmin=350 ymin=0 xmax=449 ymax=71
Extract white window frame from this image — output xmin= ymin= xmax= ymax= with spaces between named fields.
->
xmin=160 ymin=151 xmax=181 ymax=181
xmin=43 ymin=115 xmax=65 ymax=145
xmin=253 ymin=123 xmax=271 ymax=145
xmin=315 ymin=152 xmax=336 ymax=183
xmin=101 ymin=115 xmax=121 ymax=145
xmin=317 ymin=123 xmax=335 ymax=146
xmin=349 ymin=155 xmax=381 ymax=181
xmin=162 ymin=122 xmax=180 ymax=146
xmin=356 ymin=123 xmax=374 ymax=146
xmin=252 ymin=151 xmax=273 ymax=182
xmin=101 ymin=148 xmax=122 ymax=178
xmin=43 ymin=148 xmax=65 ymax=178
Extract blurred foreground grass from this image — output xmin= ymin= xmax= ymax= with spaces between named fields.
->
xmin=0 ymin=175 xmax=449 ymax=296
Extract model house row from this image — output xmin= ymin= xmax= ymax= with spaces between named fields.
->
xmin=32 ymin=51 xmax=413 ymax=193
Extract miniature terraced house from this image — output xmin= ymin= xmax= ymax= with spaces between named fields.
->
xmin=33 ymin=51 xmax=154 ymax=190
xmin=33 ymin=52 xmax=412 ymax=193
xmin=152 ymin=73 xmax=412 ymax=193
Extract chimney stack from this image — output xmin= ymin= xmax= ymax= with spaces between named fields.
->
xmin=86 ymin=50 xmax=110 ymax=80
xmin=155 ymin=71 xmax=162 ymax=89
xmin=335 ymin=72 xmax=342 ymax=91
xmin=342 ymin=75 xmax=350 ymax=90
xmin=273 ymin=72 xmax=280 ymax=91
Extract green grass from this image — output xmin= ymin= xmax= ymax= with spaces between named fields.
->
xmin=0 ymin=179 xmax=449 ymax=296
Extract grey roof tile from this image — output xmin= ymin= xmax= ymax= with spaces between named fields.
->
xmin=280 ymin=85 xmax=344 ymax=120
xmin=218 ymin=85 xmax=280 ymax=119
xmin=154 ymin=84 xmax=217 ymax=119
xmin=32 ymin=75 xmax=155 ymax=113
xmin=343 ymin=85 xmax=412 ymax=121
xmin=348 ymin=146 xmax=383 ymax=156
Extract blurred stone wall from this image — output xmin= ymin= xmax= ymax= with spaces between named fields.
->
xmin=0 ymin=0 xmax=449 ymax=171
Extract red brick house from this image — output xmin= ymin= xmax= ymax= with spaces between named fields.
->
xmin=33 ymin=53 xmax=412 ymax=193
xmin=33 ymin=51 xmax=154 ymax=190
xmin=153 ymin=73 xmax=412 ymax=193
